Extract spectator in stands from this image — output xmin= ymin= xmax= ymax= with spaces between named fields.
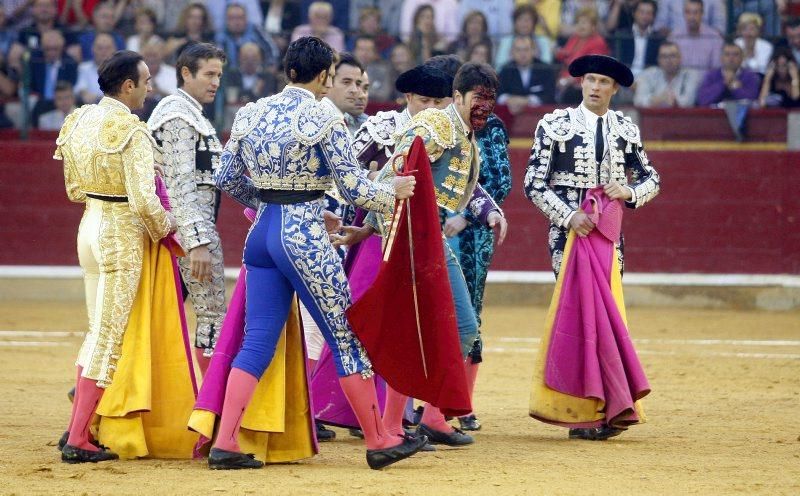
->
xmin=125 ymin=7 xmax=157 ymax=53
xmin=9 ymin=0 xmax=79 ymax=72
xmin=457 ymin=0 xmax=514 ymax=42
xmin=349 ymin=7 xmax=395 ymax=57
xmin=559 ymin=0 xmax=610 ymax=38
xmin=219 ymin=3 xmax=279 ymax=68
xmin=466 ymin=40 xmax=493 ymax=65
xmin=555 ymin=7 xmax=609 ymax=104
xmin=406 ymin=4 xmax=446 ymax=64
xmin=261 ymin=0 xmax=302 ymax=53
xmin=758 ymin=47 xmax=800 ymax=108
xmin=353 ymin=35 xmax=392 ymax=102
xmin=668 ymin=0 xmax=723 ymax=71
xmin=400 ymin=0 xmax=459 ymax=43
xmin=38 ymin=79 xmax=75 ymax=129
xmin=142 ymin=38 xmax=177 ymax=101
xmin=612 ymin=0 xmax=661 ymax=78
xmin=299 ymin=0 xmax=349 ymax=33
xmin=165 ymin=2 xmax=214 ymax=63
xmin=0 ymin=44 xmax=17 ymax=128
xmin=495 ymin=4 xmax=553 ymax=69
xmin=4 ymin=0 xmax=34 ymax=30
xmin=388 ymin=42 xmax=414 ymax=103
xmin=733 ymin=0 xmax=787 ymax=38
xmin=448 ymin=10 xmax=491 ymax=62
xmin=28 ymin=29 xmax=78 ymax=124
xmin=735 ymin=12 xmax=773 ymax=76
xmin=696 ymin=42 xmax=760 ymax=106
xmin=108 ymin=0 xmax=165 ymax=35
xmin=605 ymin=0 xmax=637 ymax=34
xmin=532 ymin=0 xmax=561 ymax=41
xmin=655 ymin=0 xmax=726 ymax=37
xmin=77 ymin=2 xmax=125 ymax=61
xmin=291 ymin=1 xmax=345 ymax=52
xmin=377 ymin=0 xmax=404 ymax=38
xmin=225 ymin=42 xmax=278 ymax=104
xmin=498 ymin=35 xmax=556 ymax=114
xmin=0 ymin=6 xmax=17 ymax=57
xmin=74 ymin=31 xmax=115 ymax=104
xmin=208 ymin=0 xmax=264 ymax=34
xmin=58 ymin=0 xmax=100 ymax=28
xmin=634 ymin=41 xmax=701 ymax=107
xmin=779 ymin=18 xmax=800 ymax=67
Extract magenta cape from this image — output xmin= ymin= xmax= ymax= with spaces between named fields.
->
xmin=530 ymin=187 xmax=650 ymax=429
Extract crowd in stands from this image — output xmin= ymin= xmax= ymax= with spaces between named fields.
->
xmin=1 ymin=0 xmax=799 ymax=131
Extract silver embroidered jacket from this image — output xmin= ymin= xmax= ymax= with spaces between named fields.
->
xmin=147 ymin=90 xmax=222 ymax=250
xmin=524 ymin=106 xmax=660 ymax=228
xmin=214 ymin=86 xmax=395 ymax=213
xmin=351 ymin=109 xmax=412 ymax=169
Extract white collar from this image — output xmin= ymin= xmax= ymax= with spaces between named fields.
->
xmin=285 ymin=85 xmax=316 ymax=100
xmin=579 ymin=103 xmax=609 ymax=132
xmin=177 ymin=89 xmax=203 ymax=110
xmin=322 ymin=97 xmax=344 ymax=117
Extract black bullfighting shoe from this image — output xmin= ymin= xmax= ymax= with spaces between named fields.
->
xmin=366 ymin=434 xmax=428 ymax=470
xmin=208 ymin=448 xmax=264 ymax=470
xmin=416 ymin=423 xmax=474 ymax=446
xmin=61 ymin=444 xmax=119 ymax=463
xmin=57 ymin=431 xmax=106 ymax=452
xmin=349 ymin=428 xmax=364 ymax=439
xmin=458 ymin=414 xmax=482 ymax=431
xmin=316 ymin=421 xmax=336 ymax=441
xmin=568 ymin=426 xmax=624 ymax=441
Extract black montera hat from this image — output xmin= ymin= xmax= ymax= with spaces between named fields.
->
xmin=568 ymin=54 xmax=634 ymax=87
xmin=395 ymin=65 xmax=452 ymax=98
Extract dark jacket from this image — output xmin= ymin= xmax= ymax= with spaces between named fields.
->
xmin=613 ymin=29 xmax=662 ymax=69
xmin=498 ymin=61 xmax=557 ymax=104
xmin=29 ymin=52 xmax=78 ymax=98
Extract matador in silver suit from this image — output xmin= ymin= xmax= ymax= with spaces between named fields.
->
xmin=148 ymin=89 xmax=225 ymax=357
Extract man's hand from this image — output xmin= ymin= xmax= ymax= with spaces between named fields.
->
xmin=569 ymin=211 xmax=595 ymax=237
xmin=330 ymin=225 xmax=374 ymax=247
xmin=487 ymin=211 xmax=508 ymax=245
xmin=166 ymin=212 xmax=178 ymax=233
xmin=604 ymin=181 xmax=633 ymax=201
xmin=190 ymin=245 xmax=212 ymax=283
xmin=392 ymin=175 xmax=416 ymax=199
xmin=322 ymin=210 xmax=342 ymax=235
xmin=443 ymin=214 xmax=468 ymax=238
xmin=154 ymin=163 xmax=165 ymax=177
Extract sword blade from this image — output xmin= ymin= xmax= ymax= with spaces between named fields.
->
xmin=405 ymin=198 xmax=428 ymax=379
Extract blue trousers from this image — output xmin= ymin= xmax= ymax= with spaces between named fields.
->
xmin=231 ymin=201 xmax=372 ymax=378
xmin=444 ymin=238 xmax=479 ymax=357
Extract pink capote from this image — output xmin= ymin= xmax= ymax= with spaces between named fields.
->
xmin=544 ymin=187 xmax=650 ymax=429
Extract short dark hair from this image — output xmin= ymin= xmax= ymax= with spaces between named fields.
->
xmin=512 ymin=4 xmax=539 ymax=25
xmin=687 ymin=0 xmax=704 ymax=9
xmin=637 ymin=0 xmax=658 ymax=16
xmin=785 ymin=17 xmax=800 ymax=30
xmin=55 ymin=80 xmax=73 ymax=92
xmin=354 ymin=35 xmax=375 ymax=48
xmin=284 ymin=36 xmax=337 ymax=83
xmin=176 ymin=42 xmax=226 ymax=87
xmin=335 ymin=51 xmax=364 ymax=75
xmin=98 ymin=50 xmax=144 ymax=96
xmin=453 ymin=62 xmax=499 ymax=95
xmin=425 ymin=54 xmax=463 ymax=80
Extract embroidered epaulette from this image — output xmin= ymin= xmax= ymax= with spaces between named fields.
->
xmin=229 ymin=98 xmax=268 ymax=143
xmin=291 ymin=97 xmax=343 ymax=146
xmin=97 ymin=110 xmax=155 ymax=153
xmin=363 ymin=110 xmax=401 ymax=147
xmin=54 ymin=105 xmax=90 ymax=149
xmin=539 ymin=108 xmax=576 ymax=142
xmin=147 ymin=94 xmax=215 ymax=136
xmin=608 ymin=110 xmax=641 ymax=145
xmin=409 ymin=108 xmax=456 ymax=149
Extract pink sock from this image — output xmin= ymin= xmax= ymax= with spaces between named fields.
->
xmin=66 ymin=376 xmax=104 ymax=451
xmin=213 ymin=368 xmax=259 ymax=453
xmin=339 ymin=374 xmax=401 ymax=450
xmin=382 ymin=385 xmax=409 ymax=437
xmin=461 ymin=358 xmax=480 ymax=417
xmin=194 ymin=348 xmax=210 ymax=377
xmin=66 ymin=366 xmax=83 ymax=433
xmin=420 ymin=403 xmax=452 ymax=433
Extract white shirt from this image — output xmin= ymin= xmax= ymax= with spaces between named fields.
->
xmin=152 ymin=64 xmax=178 ymax=96
xmin=631 ymin=25 xmax=652 ymax=76
xmin=74 ymin=61 xmax=102 ymax=103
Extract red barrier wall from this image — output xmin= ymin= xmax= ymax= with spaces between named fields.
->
xmin=1 ymin=139 xmax=798 ymax=274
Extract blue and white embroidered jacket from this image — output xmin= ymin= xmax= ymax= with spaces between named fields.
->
xmin=214 ymin=86 xmax=395 ymax=214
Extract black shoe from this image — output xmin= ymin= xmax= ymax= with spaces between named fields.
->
xmin=568 ymin=426 xmax=624 ymax=441
xmin=366 ymin=434 xmax=428 ymax=470
xmin=458 ymin=414 xmax=481 ymax=431
xmin=416 ymin=423 xmax=474 ymax=446
xmin=57 ymin=431 xmax=106 ymax=452
xmin=67 ymin=387 xmax=75 ymax=403
xmin=399 ymin=429 xmax=436 ymax=452
xmin=348 ymin=428 xmax=364 ymax=439
xmin=61 ymin=444 xmax=119 ymax=464
xmin=208 ymin=448 xmax=264 ymax=470
xmin=316 ymin=421 xmax=336 ymax=442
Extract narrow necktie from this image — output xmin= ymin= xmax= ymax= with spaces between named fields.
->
xmin=595 ymin=117 xmax=604 ymax=163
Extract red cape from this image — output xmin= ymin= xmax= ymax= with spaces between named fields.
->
xmin=347 ymin=136 xmax=471 ymax=417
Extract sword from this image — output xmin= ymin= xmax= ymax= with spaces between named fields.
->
xmin=405 ymin=197 xmax=428 ymax=379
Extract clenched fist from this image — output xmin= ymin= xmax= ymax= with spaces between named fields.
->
xmin=392 ymin=175 xmax=416 ymax=200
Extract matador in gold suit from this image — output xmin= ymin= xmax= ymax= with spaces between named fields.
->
xmin=55 ymin=81 xmax=173 ymax=462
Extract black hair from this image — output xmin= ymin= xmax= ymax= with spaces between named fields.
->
xmin=425 ymin=54 xmax=463 ymax=80
xmin=55 ymin=80 xmax=73 ymax=92
xmin=98 ymin=50 xmax=144 ymax=96
xmin=283 ymin=36 xmax=337 ymax=84
xmin=176 ymin=42 xmax=226 ymax=87
xmin=636 ymin=0 xmax=658 ymax=16
xmin=453 ymin=62 xmax=499 ymax=95
xmin=335 ymin=51 xmax=364 ymax=74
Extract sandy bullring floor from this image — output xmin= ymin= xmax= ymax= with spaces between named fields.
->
xmin=0 ymin=300 xmax=798 ymax=495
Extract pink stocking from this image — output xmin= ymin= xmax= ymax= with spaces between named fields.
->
xmin=461 ymin=358 xmax=480 ymax=417
xmin=420 ymin=403 xmax=452 ymax=433
xmin=194 ymin=348 xmax=210 ymax=377
xmin=382 ymin=385 xmax=409 ymax=437
xmin=66 ymin=366 xmax=83 ymax=433
xmin=339 ymin=374 xmax=400 ymax=450
xmin=66 ymin=376 xmax=104 ymax=451
xmin=213 ymin=367 xmax=258 ymax=453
